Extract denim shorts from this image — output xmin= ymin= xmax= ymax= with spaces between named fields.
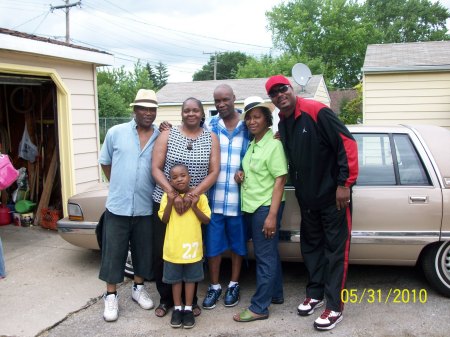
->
xmin=99 ymin=209 xmax=153 ymax=284
xmin=163 ymin=260 xmax=204 ymax=284
xmin=205 ymin=213 xmax=247 ymax=257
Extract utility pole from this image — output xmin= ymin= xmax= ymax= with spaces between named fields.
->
xmin=50 ymin=0 xmax=82 ymax=43
xmin=203 ymin=51 xmax=219 ymax=80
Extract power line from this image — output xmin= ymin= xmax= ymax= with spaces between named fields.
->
xmin=50 ymin=0 xmax=82 ymax=43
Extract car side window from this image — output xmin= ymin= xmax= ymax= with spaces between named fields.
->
xmin=393 ymin=134 xmax=431 ymax=185
xmin=354 ymin=133 xmax=431 ymax=186
xmin=355 ymin=134 xmax=396 ymax=185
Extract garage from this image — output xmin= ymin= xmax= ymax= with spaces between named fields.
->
xmin=0 ymin=28 xmax=113 ymax=226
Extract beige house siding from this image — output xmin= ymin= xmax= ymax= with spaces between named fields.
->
xmin=363 ymin=72 xmax=450 ymax=128
xmin=362 ymin=41 xmax=450 ymax=129
xmin=312 ymin=77 xmax=331 ymax=106
xmin=155 ymin=104 xmax=183 ymax=126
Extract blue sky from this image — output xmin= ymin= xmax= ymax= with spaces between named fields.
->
xmin=0 ymin=0 xmax=285 ymax=82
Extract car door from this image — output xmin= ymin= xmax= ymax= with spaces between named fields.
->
xmin=350 ymin=131 xmax=442 ymax=264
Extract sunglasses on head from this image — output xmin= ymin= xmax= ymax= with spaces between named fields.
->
xmin=268 ymin=84 xmax=290 ymax=98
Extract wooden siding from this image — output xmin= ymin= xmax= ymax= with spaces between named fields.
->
xmin=0 ymin=51 xmax=102 ymax=193
xmin=155 ymin=105 xmax=182 ymax=126
xmin=363 ymin=72 xmax=450 ymax=129
xmin=313 ymin=77 xmax=331 ymax=106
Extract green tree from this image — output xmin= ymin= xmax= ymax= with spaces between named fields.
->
xmin=97 ymin=83 xmax=128 ymax=118
xmin=266 ymin=0 xmax=449 ymax=88
xmin=267 ymin=0 xmax=377 ymax=88
xmin=339 ymin=83 xmax=363 ymax=124
xmin=365 ymin=0 xmax=449 ymax=42
xmin=236 ymin=53 xmax=324 ymax=80
xmin=193 ymin=51 xmax=250 ymax=81
xmin=153 ymin=61 xmax=169 ymax=89
xmin=97 ymin=61 xmax=159 ymax=117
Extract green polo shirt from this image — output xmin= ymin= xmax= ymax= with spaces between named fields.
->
xmin=241 ymin=129 xmax=288 ymax=213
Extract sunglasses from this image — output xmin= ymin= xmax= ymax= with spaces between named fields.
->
xmin=268 ymin=84 xmax=290 ymax=98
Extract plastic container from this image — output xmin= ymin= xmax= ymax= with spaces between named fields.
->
xmin=20 ymin=212 xmax=34 ymax=227
xmin=13 ymin=212 xmax=21 ymax=226
xmin=15 ymin=200 xmax=36 ymax=214
xmin=0 ymin=206 xmax=10 ymax=226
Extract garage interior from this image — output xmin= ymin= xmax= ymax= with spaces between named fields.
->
xmin=0 ymin=73 xmax=62 ymax=228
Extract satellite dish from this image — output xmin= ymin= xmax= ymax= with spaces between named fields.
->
xmin=292 ymin=63 xmax=312 ymax=86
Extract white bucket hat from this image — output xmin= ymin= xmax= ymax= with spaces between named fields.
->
xmin=130 ymin=89 xmax=158 ymax=108
xmin=242 ymin=96 xmax=274 ymax=119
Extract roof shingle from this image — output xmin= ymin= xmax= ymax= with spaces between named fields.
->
xmin=363 ymin=41 xmax=450 ymax=71
xmin=157 ymin=75 xmax=323 ymax=104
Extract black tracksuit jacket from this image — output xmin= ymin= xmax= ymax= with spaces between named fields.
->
xmin=278 ymin=97 xmax=358 ymax=210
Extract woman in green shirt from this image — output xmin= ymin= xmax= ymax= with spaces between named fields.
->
xmin=233 ymin=96 xmax=288 ymax=322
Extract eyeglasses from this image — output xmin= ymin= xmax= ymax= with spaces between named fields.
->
xmin=268 ymin=85 xmax=290 ymax=98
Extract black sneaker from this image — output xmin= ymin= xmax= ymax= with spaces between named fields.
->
xmin=182 ymin=310 xmax=195 ymax=329
xmin=170 ymin=309 xmax=183 ymax=328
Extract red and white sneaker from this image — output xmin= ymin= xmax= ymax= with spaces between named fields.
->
xmin=314 ymin=309 xmax=343 ymax=330
xmin=297 ymin=297 xmax=324 ymax=316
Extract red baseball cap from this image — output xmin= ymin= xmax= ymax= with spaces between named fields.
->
xmin=265 ymin=75 xmax=291 ymax=94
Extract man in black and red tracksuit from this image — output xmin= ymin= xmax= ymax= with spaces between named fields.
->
xmin=266 ymin=75 xmax=358 ymax=331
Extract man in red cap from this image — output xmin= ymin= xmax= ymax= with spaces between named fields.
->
xmin=266 ymin=75 xmax=358 ymax=330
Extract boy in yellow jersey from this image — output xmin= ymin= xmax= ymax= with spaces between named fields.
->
xmin=159 ymin=164 xmax=211 ymax=329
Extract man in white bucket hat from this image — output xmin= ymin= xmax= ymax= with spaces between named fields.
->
xmin=98 ymin=88 xmax=160 ymax=322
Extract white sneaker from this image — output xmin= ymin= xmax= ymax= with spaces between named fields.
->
xmin=297 ymin=297 xmax=324 ymax=316
xmin=314 ymin=309 xmax=343 ymax=330
xmin=103 ymin=293 xmax=119 ymax=322
xmin=132 ymin=284 xmax=154 ymax=310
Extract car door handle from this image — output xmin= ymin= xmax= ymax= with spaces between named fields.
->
xmin=409 ymin=196 xmax=428 ymax=203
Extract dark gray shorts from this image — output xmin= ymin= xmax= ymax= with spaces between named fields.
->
xmin=99 ymin=209 xmax=153 ymax=284
xmin=163 ymin=260 xmax=204 ymax=284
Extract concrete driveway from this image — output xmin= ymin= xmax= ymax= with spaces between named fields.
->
xmin=0 ymin=225 xmax=103 ymax=337
xmin=1 ymin=224 xmax=450 ymax=337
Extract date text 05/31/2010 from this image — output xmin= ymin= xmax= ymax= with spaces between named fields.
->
xmin=341 ymin=288 xmax=428 ymax=304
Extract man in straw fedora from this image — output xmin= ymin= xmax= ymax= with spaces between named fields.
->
xmin=98 ymin=89 xmax=160 ymax=322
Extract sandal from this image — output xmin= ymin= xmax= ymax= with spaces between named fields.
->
xmin=155 ymin=303 xmax=171 ymax=317
xmin=193 ymin=303 xmax=201 ymax=317
xmin=233 ymin=309 xmax=268 ymax=322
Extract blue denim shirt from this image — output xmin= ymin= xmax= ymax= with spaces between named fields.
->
xmin=99 ymin=119 xmax=160 ymax=216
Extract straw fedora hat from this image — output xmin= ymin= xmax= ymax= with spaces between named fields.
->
xmin=130 ymin=89 xmax=158 ymax=108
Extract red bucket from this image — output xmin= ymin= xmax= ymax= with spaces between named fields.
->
xmin=0 ymin=206 xmax=11 ymax=226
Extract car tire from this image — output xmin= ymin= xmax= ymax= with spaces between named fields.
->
xmin=421 ymin=241 xmax=450 ymax=297
xmin=124 ymin=249 xmax=134 ymax=278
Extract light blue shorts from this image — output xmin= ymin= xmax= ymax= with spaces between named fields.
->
xmin=205 ymin=213 xmax=247 ymax=257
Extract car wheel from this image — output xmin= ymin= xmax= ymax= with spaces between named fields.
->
xmin=124 ymin=249 xmax=134 ymax=278
xmin=421 ymin=241 xmax=450 ymax=297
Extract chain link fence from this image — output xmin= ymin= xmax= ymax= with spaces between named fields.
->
xmin=99 ymin=117 xmax=132 ymax=143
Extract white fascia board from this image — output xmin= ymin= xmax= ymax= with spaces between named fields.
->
xmin=0 ymin=34 xmax=114 ymax=66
